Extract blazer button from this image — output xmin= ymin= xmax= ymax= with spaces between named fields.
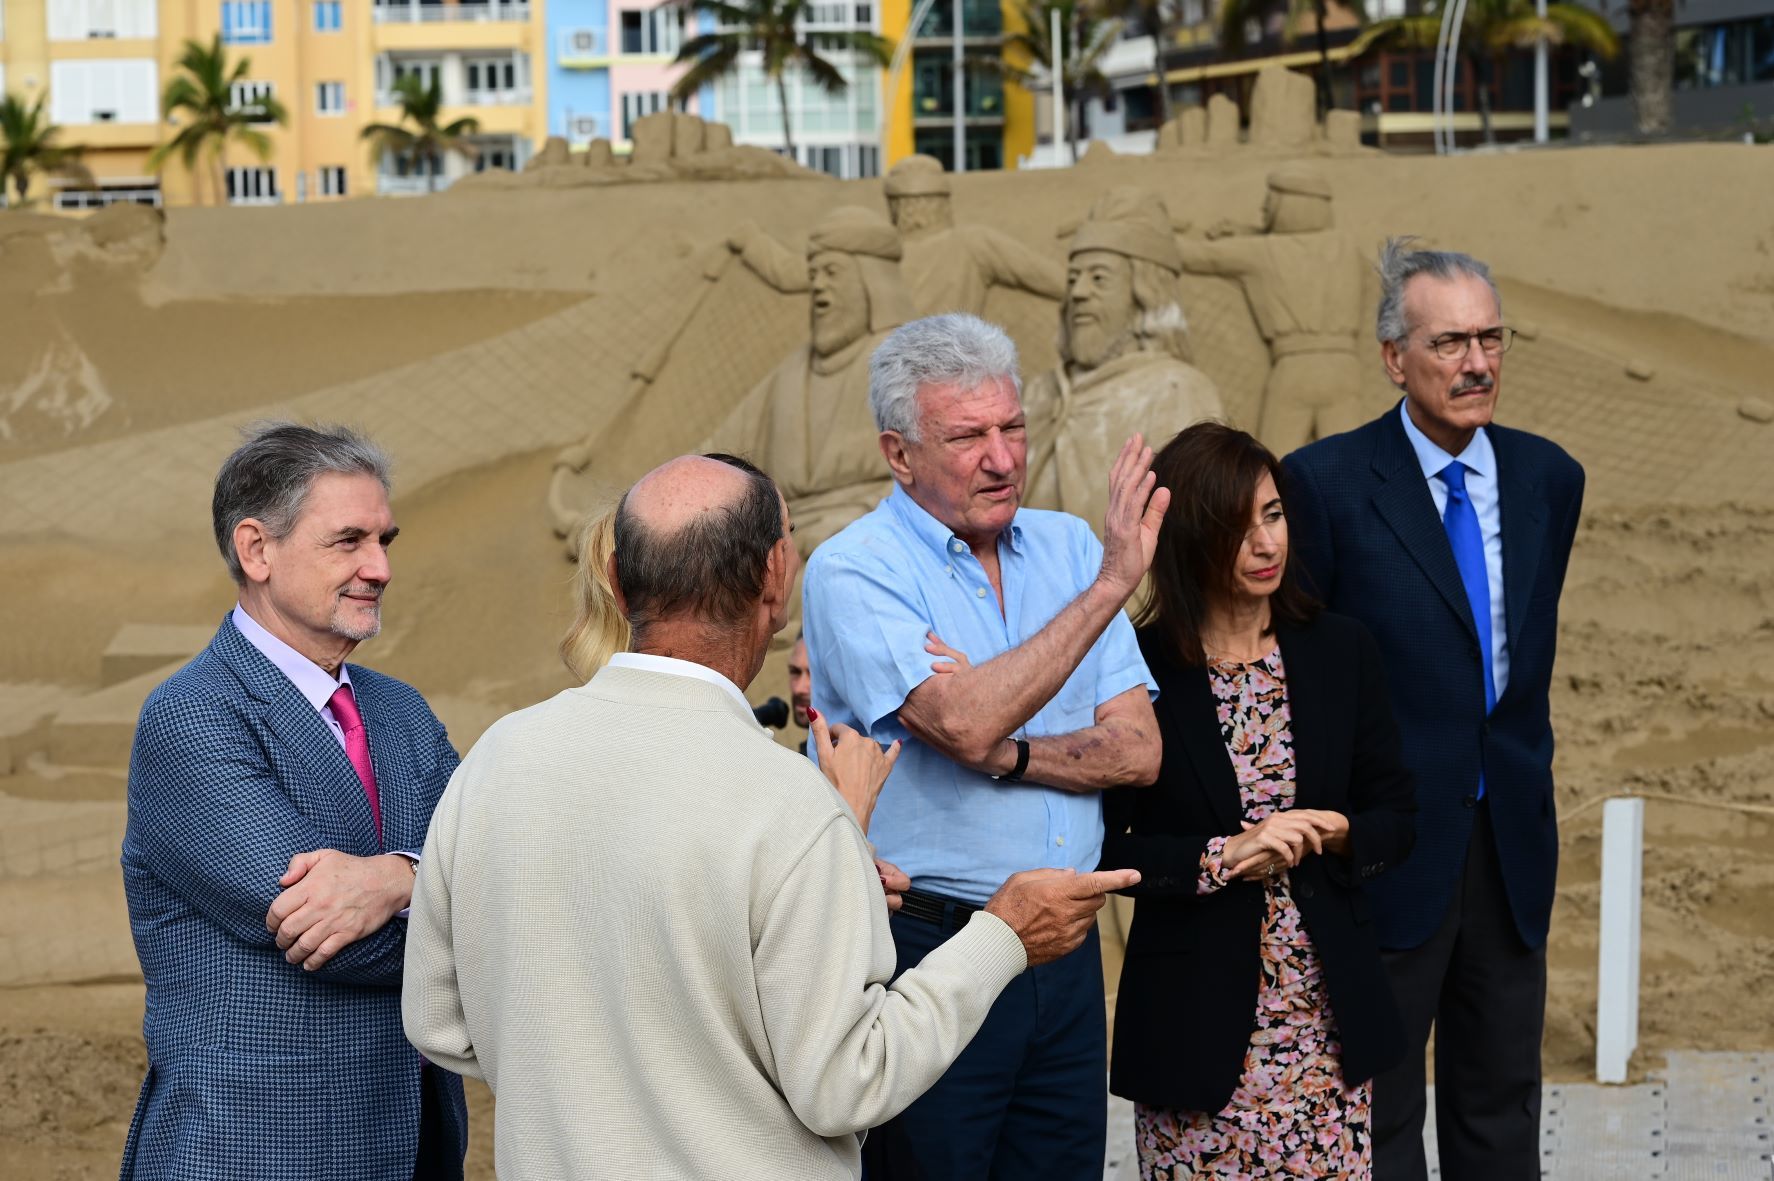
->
xmin=1463 ymin=793 xmax=1479 ymax=808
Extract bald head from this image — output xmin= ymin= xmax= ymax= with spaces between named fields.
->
xmin=612 ymin=454 xmax=787 ymax=636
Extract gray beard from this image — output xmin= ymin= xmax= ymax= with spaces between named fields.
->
xmin=331 ymin=605 xmax=382 ymax=643
xmin=1068 ymin=319 xmax=1134 ymax=371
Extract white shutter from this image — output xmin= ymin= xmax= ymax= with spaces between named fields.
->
xmin=47 ymin=1 xmax=79 ymax=39
xmin=88 ymin=0 xmax=120 ymax=36
xmin=49 ymin=63 xmax=93 ymax=123
xmin=120 ymin=61 xmax=158 ymax=123
xmin=87 ymin=65 xmax=122 ymax=122
xmin=126 ymin=0 xmax=158 ymax=37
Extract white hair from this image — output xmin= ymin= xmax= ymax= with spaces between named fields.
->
xmin=1375 ymin=236 xmax=1502 ymax=345
xmin=868 ymin=314 xmax=1021 ymax=442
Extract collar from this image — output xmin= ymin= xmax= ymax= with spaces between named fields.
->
xmin=606 ymin=652 xmax=752 ymax=714
xmin=231 ymin=604 xmax=350 ymax=712
xmin=1397 ymin=397 xmax=1495 ymax=484
xmin=885 ymin=483 xmax=1025 ymax=561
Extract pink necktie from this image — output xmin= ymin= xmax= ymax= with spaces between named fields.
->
xmin=327 ymin=684 xmax=382 ymax=845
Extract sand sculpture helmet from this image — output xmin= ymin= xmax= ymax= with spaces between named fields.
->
xmin=806 ymin=206 xmax=911 ymax=358
xmin=1060 ymin=187 xmax=1193 ymax=371
xmin=1262 ymin=165 xmax=1333 ymax=235
xmin=884 ymin=155 xmax=954 ymax=237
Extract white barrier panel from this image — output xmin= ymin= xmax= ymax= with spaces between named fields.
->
xmin=1595 ymin=796 xmax=1645 ymax=1083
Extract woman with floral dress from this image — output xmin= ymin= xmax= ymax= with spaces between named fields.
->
xmin=1100 ymin=423 xmax=1417 ymax=1179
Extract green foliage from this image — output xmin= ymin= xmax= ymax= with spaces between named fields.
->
xmin=669 ymin=0 xmax=894 ymax=154
xmin=148 ymin=35 xmax=289 ymax=205
xmin=0 ymin=92 xmax=92 ymax=207
xmin=359 ymin=75 xmax=482 ymax=192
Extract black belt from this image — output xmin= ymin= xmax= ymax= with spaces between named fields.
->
xmin=897 ymin=888 xmax=981 ymax=931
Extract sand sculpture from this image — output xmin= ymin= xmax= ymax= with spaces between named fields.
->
xmin=1156 ymin=66 xmax=1367 ymax=155
xmin=700 ymin=206 xmax=915 ymax=565
xmin=1178 ymin=165 xmax=1367 ymax=452
xmin=725 ymin=154 xmax=1066 ymax=319
xmin=470 ymin=112 xmax=813 ymax=189
xmin=1023 ymin=187 xmax=1226 ymax=531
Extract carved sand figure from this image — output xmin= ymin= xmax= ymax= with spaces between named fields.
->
xmin=701 ymin=205 xmax=915 ymax=564
xmin=724 ymin=155 xmax=1064 ymax=317
xmin=1023 ymin=187 xmax=1225 ymax=532
xmin=1178 ymin=165 xmax=1367 ymax=453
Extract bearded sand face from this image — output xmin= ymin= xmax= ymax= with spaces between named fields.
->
xmin=1064 ymin=249 xmax=1139 ymax=371
xmin=809 ymin=250 xmax=872 ymax=358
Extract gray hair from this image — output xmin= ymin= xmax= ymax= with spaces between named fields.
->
xmin=211 ymin=422 xmax=392 ymax=585
xmin=869 ymin=313 xmax=1021 ymax=443
xmin=612 ymin=460 xmax=784 ymax=636
xmin=1375 ymin=236 xmax=1502 ymax=345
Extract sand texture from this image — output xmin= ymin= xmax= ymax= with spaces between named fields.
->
xmin=0 ymin=142 xmax=1770 ymax=1175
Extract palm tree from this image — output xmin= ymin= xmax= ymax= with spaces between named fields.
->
xmin=995 ymin=0 xmax=1124 ymax=161
xmin=0 ymin=93 xmax=93 ymax=207
xmin=1215 ymin=0 xmax=1360 ymax=116
xmin=148 ymin=34 xmax=289 ymax=206
xmin=1366 ymin=0 xmax=1618 ymax=143
xmin=1626 ymin=0 xmax=1674 ymax=135
xmin=669 ymin=0 xmax=894 ymax=158
xmin=360 ymin=75 xmax=481 ymax=193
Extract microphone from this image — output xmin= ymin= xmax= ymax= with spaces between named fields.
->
xmin=752 ymin=697 xmax=790 ymax=730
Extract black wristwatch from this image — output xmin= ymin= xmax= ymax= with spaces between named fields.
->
xmin=992 ymin=738 xmax=1030 ymax=783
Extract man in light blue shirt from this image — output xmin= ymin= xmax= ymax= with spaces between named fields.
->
xmin=804 ymin=313 xmax=1165 ymax=1179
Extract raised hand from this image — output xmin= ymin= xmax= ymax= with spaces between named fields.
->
xmin=1097 ymin=435 xmax=1172 ymax=602
xmin=983 ymin=866 xmax=1142 ymax=966
xmin=810 ymin=709 xmax=901 ymax=836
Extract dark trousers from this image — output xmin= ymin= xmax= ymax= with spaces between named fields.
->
xmin=413 ymin=1062 xmax=463 ymax=1181
xmin=1372 ymin=800 xmax=1547 ymax=1181
xmin=861 ymin=903 xmax=1106 ymax=1181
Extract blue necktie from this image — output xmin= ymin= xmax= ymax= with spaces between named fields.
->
xmin=1439 ymin=461 xmax=1495 ymax=799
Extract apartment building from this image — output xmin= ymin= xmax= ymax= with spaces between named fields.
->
xmin=545 ymin=0 xmax=700 ymax=150
xmin=0 ymin=0 xmax=550 ymax=208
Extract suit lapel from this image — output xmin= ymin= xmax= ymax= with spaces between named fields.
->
xmin=1274 ymin=627 xmax=1324 ymax=811
xmin=1168 ymin=660 xmax=1246 ymax=835
xmin=1369 ymin=410 xmax=1479 ymax=642
xmin=213 ymin=617 xmax=382 ymax=854
xmin=1492 ymin=427 xmax=1546 ymax=697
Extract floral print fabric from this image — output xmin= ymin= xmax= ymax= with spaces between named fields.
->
xmin=1134 ymin=649 xmax=1372 ymax=1180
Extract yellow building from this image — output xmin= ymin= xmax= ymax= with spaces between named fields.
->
xmin=0 ymin=0 xmax=549 ymax=208
xmin=878 ymin=0 xmax=1035 ymax=171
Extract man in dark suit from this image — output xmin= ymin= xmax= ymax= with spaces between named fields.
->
xmin=121 ymin=423 xmax=467 ymax=1181
xmin=1282 ymin=240 xmax=1584 ymax=1180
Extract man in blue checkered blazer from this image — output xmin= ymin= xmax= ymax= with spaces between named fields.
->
xmin=120 ymin=424 xmax=467 ymax=1181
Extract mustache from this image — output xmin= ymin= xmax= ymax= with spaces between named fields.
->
xmin=1453 ymin=374 xmax=1495 ymax=394
xmin=338 ymin=585 xmax=383 ymax=601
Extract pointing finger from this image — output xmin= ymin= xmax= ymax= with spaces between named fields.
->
xmin=1068 ymin=868 xmax=1141 ymax=898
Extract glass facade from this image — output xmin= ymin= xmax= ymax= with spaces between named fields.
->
xmin=1674 ymin=17 xmax=1774 ymax=89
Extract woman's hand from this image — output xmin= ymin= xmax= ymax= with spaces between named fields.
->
xmin=1223 ymin=811 xmax=1324 ymax=880
xmin=1293 ymin=809 xmax=1351 ymax=857
xmin=926 ymin=631 xmax=973 ymax=674
xmin=810 ymin=708 xmax=901 ymax=836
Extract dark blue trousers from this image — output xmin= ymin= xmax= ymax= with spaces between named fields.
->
xmin=862 ymin=905 xmax=1106 ymax=1181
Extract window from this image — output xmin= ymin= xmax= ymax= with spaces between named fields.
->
xmin=474 ymin=140 xmax=520 ymax=171
xmin=316 ymin=81 xmax=345 ymax=114
xmin=230 ymin=80 xmax=278 ymax=122
xmin=226 ymin=166 xmax=279 ymax=204
xmin=314 ymin=1 xmax=342 ymax=30
xmin=621 ymin=91 xmax=672 ymax=138
xmin=390 ymin=59 xmax=442 ymax=90
xmin=319 ymin=166 xmax=348 ymax=197
xmin=620 ymin=7 xmax=683 ymax=55
xmin=49 ymin=60 xmax=159 ymax=124
xmin=222 ymin=1 xmax=272 ymax=44
xmin=464 ymin=57 xmax=519 ymax=99
xmin=48 ymin=0 xmax=157 ymax=39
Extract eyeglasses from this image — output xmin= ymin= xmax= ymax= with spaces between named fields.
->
xmin=1422 ymin=327 xmax=1515 ymax=360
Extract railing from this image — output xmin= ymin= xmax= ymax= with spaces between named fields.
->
xmin=376 ymin=173 xmax=455 ymax=195
xmin=377 ymin=87 xmax=531 ymax=107
xmin=52 ymin=188 xmax=164 ymax=211
xmin=373 ymin=2 xmax=531 ymax=24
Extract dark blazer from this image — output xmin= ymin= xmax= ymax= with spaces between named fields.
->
xmin=1282 ymin=405 xmax=1584 ymax=952
xmin=1101 ymin=612 xmax=1416 ymax=1114
xmin=120 ymin=616 xmax=469 ymax=1181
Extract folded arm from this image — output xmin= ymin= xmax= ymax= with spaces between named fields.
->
xmin=128 ymin=693 xmax=412 ymax=985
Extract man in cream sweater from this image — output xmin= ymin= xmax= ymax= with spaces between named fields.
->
xmin=402 ymin=454 xmax=1137 ymax=1180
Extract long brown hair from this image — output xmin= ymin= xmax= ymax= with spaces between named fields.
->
xmin=1134 ymin=422 xmax=1318 ymax=666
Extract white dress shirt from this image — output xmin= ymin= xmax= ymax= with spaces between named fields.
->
xmin=1397 ymin=399 xmax=1510 ymax=699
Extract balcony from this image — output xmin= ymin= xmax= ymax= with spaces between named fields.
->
xmin=373 ymin=2 xmax=531 ymax=23
xmin=912 ymin=61 xmax=1005 ymax=122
